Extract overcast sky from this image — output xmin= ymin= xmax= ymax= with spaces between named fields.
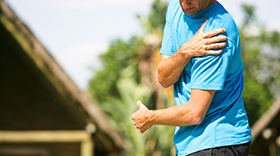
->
xmin=4 ymin=0 xmax=280 ymax=90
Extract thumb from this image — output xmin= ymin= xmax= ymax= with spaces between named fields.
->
xmin=131 ymin=113 xmax=135 ymax=120
xmin=137 ymin=100 xmax=143 ymax=108
xmin=198 ymin=19 xmax=208 ymax=33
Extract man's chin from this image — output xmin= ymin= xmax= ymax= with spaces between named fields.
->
xmin=183 ymin=9 xmax=197 ymax=15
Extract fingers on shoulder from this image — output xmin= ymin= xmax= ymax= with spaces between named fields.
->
xmin=205 ymin=49 xmax=223 ymax=55
xmin=203 ymin=28 xmax=226 ymax=38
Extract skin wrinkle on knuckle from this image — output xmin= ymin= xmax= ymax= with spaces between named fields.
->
xmin=214 ymin=43 xmax=220 ymax=49
xmin=202 ymin=33 xmax=208 ymax=38
xmin=212 ymin=44 xmax=218 ymax=49
xmin=215 ymin=37 xmax=221 ymax=42
xmin=202 ymin=45 xmax=208 ymax=50
xmin=217 ymin=43 xmax=223 ymax=48
xmin=203 ymin=39 xmax=209 ymax=45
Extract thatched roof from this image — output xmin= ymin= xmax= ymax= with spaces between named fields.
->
xmin=0 ymin=0 xmax=124 ymax=154
xmin=250 ymin=97 xmax=280 ymax=155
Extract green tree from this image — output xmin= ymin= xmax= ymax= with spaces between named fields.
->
xmin=240 ymin=4 xmax=280 ymax=125
xmin=88 ymin=0 xmax=174 ymax=155
xmin=138 ymin=0 xmax=168 ymax=35
xmin=88 ymin=37 xmax=143 ymax=102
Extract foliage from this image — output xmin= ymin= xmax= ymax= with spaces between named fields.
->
xmin=88 ymin=0 xmax=174 ymax=155
xmin=102 ymin=66 xmax=175 ymax=156
xmin=137 ymin=0 xmax=168 ymax=35
xmin=239 ymin=4 xmax=280 ymax=125
xmin=88 ymin=37 xmax=143 ymax=102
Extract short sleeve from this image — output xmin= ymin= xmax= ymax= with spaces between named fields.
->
xmin=190 ymin=40 xmax=234 ymax=90
xmin=159 ymin=1 xmax=174 ymax=56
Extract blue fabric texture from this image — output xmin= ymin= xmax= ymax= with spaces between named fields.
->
xmin=160 ymin=1 xmax=252 ymax=155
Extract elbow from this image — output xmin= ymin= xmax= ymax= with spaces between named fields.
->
xmin=157 ymin=74 xmax=170 ymax=88
xmin=191 ymin=115 xmax=204 ymax=125
xmin=183 ymin=111 xmax=205 ymax=126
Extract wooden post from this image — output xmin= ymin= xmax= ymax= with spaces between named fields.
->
xmin=277 ymin=136 xmax=280 ymax=147
xmin=0 ymin=131 xmax=94 ymax=156
xmin=81 ymin=140 xmax=94 ymax=156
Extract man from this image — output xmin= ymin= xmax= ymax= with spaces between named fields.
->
xmin=131 ymin=0 xmax=252 ymax=155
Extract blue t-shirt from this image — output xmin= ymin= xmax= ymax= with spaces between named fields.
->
xmin=160 ymin=1 xmax=252 ymax=155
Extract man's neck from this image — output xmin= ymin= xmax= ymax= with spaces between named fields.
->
xmin=209 ymin=0 xmax=218 ymax=7
xmin=201 ymin=0 xmax=218 ymax=13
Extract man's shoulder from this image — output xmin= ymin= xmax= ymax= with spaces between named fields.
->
xmin=207 ymin=4 xmax=239 ymax=42
xmin=210 ymin=4 xmax=237 ymax=29
xmin=213 ymin=4 xmax=237 ymax=29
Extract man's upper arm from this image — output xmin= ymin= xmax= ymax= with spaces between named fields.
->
xmin=188 ymin=89 xmax=216 ymax=123
xmin=190 ymin=41 xmax=233 ymax=91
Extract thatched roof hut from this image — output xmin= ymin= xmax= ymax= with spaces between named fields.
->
xmin=250 ymin=97 xmax=280 ymax=156
xmin=0 ymin=0 xmax=124 ymax=155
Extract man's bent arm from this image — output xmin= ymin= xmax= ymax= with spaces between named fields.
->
xmin=157 ymin=20 xmax=227 ymax=88
xmin=157 ymin=53 xmax=191 ymax=88
xmin=131 ymin=89 xmax=215 ymax=133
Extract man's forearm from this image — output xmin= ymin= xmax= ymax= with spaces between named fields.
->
xmin=132 ymin=89 xmax=215 ymax=132
xmin=157 ymin=51 xmax=192 ymax=88
xmin=147 ymin=101 xmax=201 ymax=127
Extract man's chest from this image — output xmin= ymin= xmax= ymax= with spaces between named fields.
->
xmin=170 ymin=14 xmax=206 ymax=51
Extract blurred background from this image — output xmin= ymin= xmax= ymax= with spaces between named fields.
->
xmin=0 ymin=0 xmax=280 ymax=155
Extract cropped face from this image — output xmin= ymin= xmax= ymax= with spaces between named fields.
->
xmin=179 ymin=0 xmax=215 ymax=15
